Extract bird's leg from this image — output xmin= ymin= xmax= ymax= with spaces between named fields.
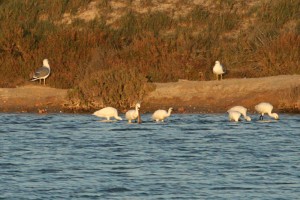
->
xmin=221 ymin=74 xmax=223 ymax=80
xmin=216 ymin=74 xmax=218 ymax=81
xmin=39 ymin=79 xmax=41 ymax=84
xmin=44 ymin=79 xmax=46 ymax=85
xmin=259 ymin=115 xmax=263 ymax=120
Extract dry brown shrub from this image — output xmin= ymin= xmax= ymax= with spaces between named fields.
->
xmin=68 ymin=67 xmax=155 ymax=110
xmin=279 ymin=86 xmax=300 ymax=112
xmin=255 ymin=33 xmax=300 ymax=76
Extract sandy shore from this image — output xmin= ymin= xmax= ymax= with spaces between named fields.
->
xmin=143 ymin=75 xmax=300 ymax=113
xmin=0 ymin=85 xmax=67 ymax=113
xmin=0 ymin=75 xmax=299 ymax=113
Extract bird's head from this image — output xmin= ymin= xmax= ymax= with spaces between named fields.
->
xmin=43 ymin=59 xmax=50 ymax=67
xmin=245 ymin=116 xmax=251 ymax=121
xmin=272 ymin=113 xmax=279 ymax=120
xmin=136 ymin=103 xmax=141 ymax=109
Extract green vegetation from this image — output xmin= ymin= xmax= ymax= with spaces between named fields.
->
xmin=0 ymin=0 xmax=299 ymax=109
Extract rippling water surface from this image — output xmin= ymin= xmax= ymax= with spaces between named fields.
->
xmin=1 ymin=113 xmax=299 ymax=199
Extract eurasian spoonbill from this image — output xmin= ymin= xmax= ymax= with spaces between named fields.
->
xmin=125 ymin=103 xmax=141 ymax=123
xmin=152 ymin=107 xmax=173 ymax=122
xmin=228 ymin=111 xmax=242 ymax=122
xmin=93 ymin=107 xmax=122 ymax=121
xmin=228 ymin=106 xmax=251 ymax=121
xmin=255 ymin=102 xmax=279 ymax=120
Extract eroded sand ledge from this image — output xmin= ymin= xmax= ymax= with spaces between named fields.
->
xmin=0 ymin=75 xmax=299 ymax=113
xmin=143 ymin=75 xmax=300 ymax=113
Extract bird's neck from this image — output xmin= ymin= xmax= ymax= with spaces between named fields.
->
xmin=43 ymin=62 xmax=50 ymax=68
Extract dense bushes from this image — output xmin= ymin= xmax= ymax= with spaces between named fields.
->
xmin=68 ymin=67 xmax=155 ymax=110
xmin=254 ymin=33 xmax=300 ymax=76
xmin=0 ymin=0 xmax=299 ymax=109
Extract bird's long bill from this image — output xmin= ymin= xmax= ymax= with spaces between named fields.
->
xmin=138 ymin=109 xmax=142 ymax=124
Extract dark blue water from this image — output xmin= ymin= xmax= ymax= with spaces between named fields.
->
xmin=1 ymin=113 xmax=299 ymax=199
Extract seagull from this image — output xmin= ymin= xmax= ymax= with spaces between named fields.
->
xmin=93 ymin=107 xmax=122 ymax=121
xmin=152 ymin=107 xmax=173 ymax=122
xmin=255 ymin=102 xmax=279 ymax=120
xmin=125 ymin=103 xmax=141 ymax=123
xmin=213 ymin=61 xmax=225 ymax=80
xmin=228 ymin=110 xmax=242 ymax=122
xmin=30 ymin=59 xmax=51 ymax=85
xmin=227 ymin=106 xmax=251 ymax=121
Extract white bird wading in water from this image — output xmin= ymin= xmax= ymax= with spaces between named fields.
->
xmin=125 ymin=103 xmax=141 ymax=123
xmin=152 ymin=107 xmax=173 ymax=122
xmin=30 ymin=59 xmax=51 ymax=85
xmin=227 ymin=106 xmax=251 ymax=121
xmin=93 ymin=107 xmax=122 ymax=121
xmin=228 ymin=110 xmax=242 ymax=122
xmin=255 ymin=102 xmax=279 ymax=120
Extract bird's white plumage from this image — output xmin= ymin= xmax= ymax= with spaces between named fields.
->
xmin=125 ymin=103 xmax=141 ymax=123
xmin=213 ymin=61 xmax=224 ymax=80
xmin=31 ymin=59 xmax=51 ymax=85
xmin=93 ymin=107 xmax=122 ymax=121
xmin=228 ymin=111 xmax=241 ymax=122
xmin=255 ymin=102 xmax=279 ymax=120
xmin=152 ymin=107 xmax=173 ymax=122
xmin=228 ymin=106 xmax=251 ymax=121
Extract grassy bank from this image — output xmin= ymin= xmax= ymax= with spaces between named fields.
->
xmin=0 ymin=0 xmax=299 ymax=109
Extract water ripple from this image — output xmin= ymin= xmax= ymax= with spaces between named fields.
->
xmin=0 ymin=113 xmax=299 ymax=199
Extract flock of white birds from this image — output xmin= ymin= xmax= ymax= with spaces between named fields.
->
xmin=92 ymin=104 xmax=173 ymax=123
xmin=31 ymin=59 xmax=279 ymax=122
xmin=92 ymin=102 xmax=279 ymax=123
xmin=227 ymin=102 xmax=279 ymax=122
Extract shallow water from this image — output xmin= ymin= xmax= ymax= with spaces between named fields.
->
xmin=1 ymin=113 xmax=299 ymax=199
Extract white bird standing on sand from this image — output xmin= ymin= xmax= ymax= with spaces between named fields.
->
xmin=255 ymin=102 xmax=279 ymax=120
xmin=152 ymin=107 xmax=173 ymax=122
xmin=30 ymin=59 xmax=51 ymax=85
xmin=125 ymin=103 xmax=141 ymax=123
xmin=93 ymin=107 xmax=122 ymax=121
xmin=227 ymin=106 xmax=251 ymax=121
xmin=213 ymin=60 xmax=225 ymax=80
xmin=228 ymin=110 xmax=242 ymax=122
